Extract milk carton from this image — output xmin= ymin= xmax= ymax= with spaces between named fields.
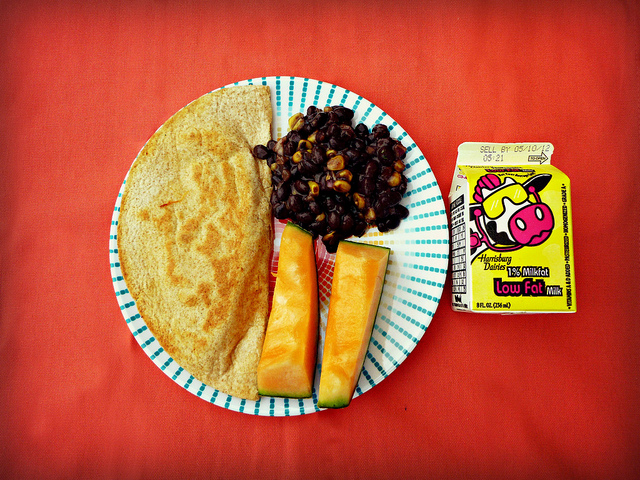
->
xmin=449 ymin=142 xmax=576 ymax=313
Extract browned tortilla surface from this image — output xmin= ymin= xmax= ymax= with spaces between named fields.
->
xmin=118 ymin=85 xmax=273 ymax=400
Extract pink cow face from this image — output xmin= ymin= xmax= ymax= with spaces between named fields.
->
xmin=471 ymin=173 xmax=554 ymax=253
xmin=508 ymin=202 xmax=554 ymax=246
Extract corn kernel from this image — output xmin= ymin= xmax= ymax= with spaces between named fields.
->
xmin=336 ymin=169 xmax=353 ymax=182
xmin=288 ymin=113 xmax=304 ymax=131
xmin=308 ymin=181 xmax=320 ymax=196
xmin=333 ymin=180 xmax=351 ymax=193
xmin=365 ymin=207 xmax=376 ymax=223
xmin=387 ymin=171 xmax=402 ymax=187
xmin=327 ymin=155 xmax=346 ymax=171
xmin=353 ymin=193 xmax=366 ymax=210
xmin=298 ymin=139 xmax=313 ymax=151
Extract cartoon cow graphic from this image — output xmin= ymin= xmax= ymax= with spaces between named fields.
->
xmin=469 ymin=172 xmax=554 ymax=262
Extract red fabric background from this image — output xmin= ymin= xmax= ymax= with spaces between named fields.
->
xmin=1 ymin=0 xmax=638 ymax=478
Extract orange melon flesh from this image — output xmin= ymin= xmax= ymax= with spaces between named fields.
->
xmin=317 ymin=241 xmax=390 ymax=408
xmin=257 ymin=223 xmax=318 ymax=398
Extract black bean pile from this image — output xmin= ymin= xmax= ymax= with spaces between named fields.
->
xmin=253 ymin=105 xmax=410 ymax=253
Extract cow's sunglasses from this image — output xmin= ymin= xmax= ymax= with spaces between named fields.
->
xmin=482 ymin=183 xmax=531 ymax=219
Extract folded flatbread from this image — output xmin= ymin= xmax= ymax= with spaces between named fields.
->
xmin=118 ymin=85 xmax=273 ymax=400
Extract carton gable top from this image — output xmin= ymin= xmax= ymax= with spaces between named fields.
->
xmin=456 ymin=142 xmax=554 ymax=167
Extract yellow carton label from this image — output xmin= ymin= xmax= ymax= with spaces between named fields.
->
xmin=449 ymin=143 xmax=576 ymax=313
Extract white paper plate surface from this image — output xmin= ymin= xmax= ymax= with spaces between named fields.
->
xmin=110 ymin=76 xmax=449 ymax=416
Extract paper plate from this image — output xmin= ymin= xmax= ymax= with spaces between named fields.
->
xmin=110 ymin=76 xmax=449 ymax=416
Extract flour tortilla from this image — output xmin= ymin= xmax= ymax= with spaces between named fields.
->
xmin=118 ymin=85 xmax=273 ymax=400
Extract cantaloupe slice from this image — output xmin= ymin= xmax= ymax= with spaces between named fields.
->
xmin=257 ymin=223 xmax=318 ymax=398
xmin=317 ymin=240 xmax=390 ymax=408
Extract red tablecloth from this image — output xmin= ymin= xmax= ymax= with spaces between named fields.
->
xmin=1 ymin=1 xmax=638 ymax=478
